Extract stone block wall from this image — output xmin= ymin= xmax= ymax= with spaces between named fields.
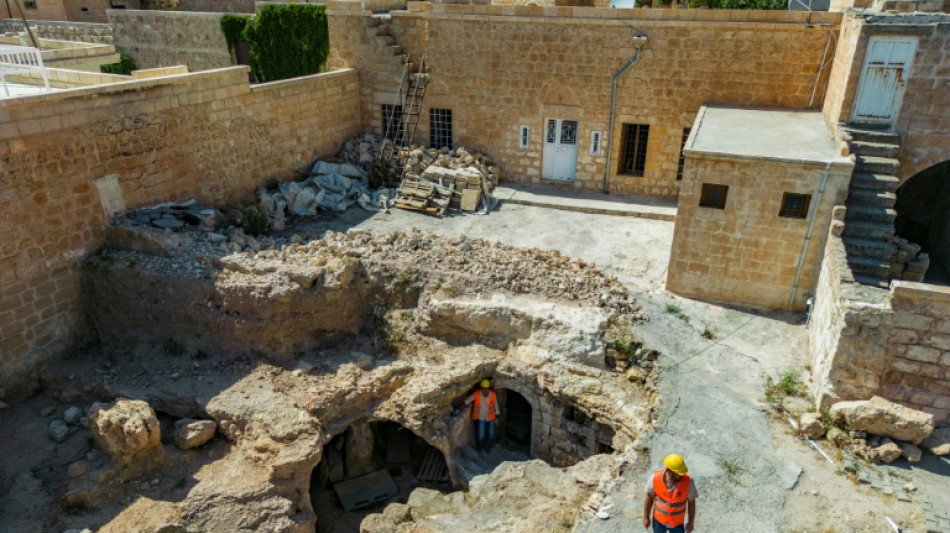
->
xmin=5 ymin=0 xmax=67 ymax=22
xmin=667 ymin=155 xmax=852 ymax=311
xmin=1 ymin=19 xmax=114 ymax=44
xmin=328 ymin=3 xmax=840 ymax=197
xmin=822 ymin=12 xmax=950 ymax=183
xmin=810 ymin=232 xmax=950 ymax=423
xmin=108 ymin=9 xmax=233 ymax=71
xmin=0 ymin=67 xmax=361 ymax=398
xmin=140 ymin=0 xmax=255 ymax=11
xmin=64 ymin=0 xmax=141 ymax=23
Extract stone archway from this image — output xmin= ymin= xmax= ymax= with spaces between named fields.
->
xmin=894 ymin=160 xmax=950 ymax=284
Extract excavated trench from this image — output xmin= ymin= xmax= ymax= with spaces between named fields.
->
xmin=36 ymin=217 xmax=660 ymax=532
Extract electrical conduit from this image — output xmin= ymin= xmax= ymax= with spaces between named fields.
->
xmin=789 ymin=161 xmax=832 ymax=309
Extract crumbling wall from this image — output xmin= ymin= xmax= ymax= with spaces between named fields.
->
xmin=0 ymin=19 xmax=114 ymax=43
xmin=0 ymin=67 xmax=361 ymax=397
xmin=108 ymin=10 xmax=234 ymax=71
xmin=810 ymin=231 xmax=950 ymax=423
xmin=327 ymin=4 xmax=839 ymax=197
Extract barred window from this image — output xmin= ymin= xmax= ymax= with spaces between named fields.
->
xmin=676 ymin=128 xmax=691 ymax=181
xmin=381 ymin=104 xmax=402 ymax=140
xmin=699 ymin=183 xmax=729 ymax=210
xmin=618 ymin=124 xmax=649 ymax=176
xmin=519 ymin=125 xmax=530 ymax=149
xmin=779 ymin=193 xmax=811 ymax=219
xmin=429 ymin=108 xmax=452 ymax=149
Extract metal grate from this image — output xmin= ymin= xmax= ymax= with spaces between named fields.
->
xmin=676 ymin=128 xmax=691 ymax=181
xmin=381 ymin=104 xmax=403 ymax=141
xmin=429 ymin=108 xmax=452 ymax=149
xmin=618 ymin=124 xmax=649 ymax=176
xmin=699 ymin=183 xmax=729 ymax=210
xmin=779 ymin=192 xmax=811 ymax=219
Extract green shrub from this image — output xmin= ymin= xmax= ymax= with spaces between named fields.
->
xmin=242 ymin=4 xmax=329 ymax=83
xmin=100 ymin=48 xmax=137 ymax=75
xmin=220 ymin=14 xmax=251 ymax=54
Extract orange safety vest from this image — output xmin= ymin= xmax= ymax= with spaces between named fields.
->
xmin=652 ymin=469 xmax=690 ymax=528
xmin=471 ymin=390 xmax=497 ymax=421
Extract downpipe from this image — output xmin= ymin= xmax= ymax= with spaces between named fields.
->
xmin=602 ymin=34 xmax=648 ymax=194
xmin=789 ymin=162 xmax=832 ymax=310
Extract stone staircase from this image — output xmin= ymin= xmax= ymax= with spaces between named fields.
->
xmin=455 ymin=443 xmax=530 ymax=483
xmin=840 ymin=124 xmax=901 ymax=287
xmin=368 ymin=14 xmax=421 ymax=74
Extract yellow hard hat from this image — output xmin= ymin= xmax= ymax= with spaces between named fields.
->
xmin=480 ymin=379 xmax=491 ymax=388
xmin=663 ymin=454 xmax=688 ymax=475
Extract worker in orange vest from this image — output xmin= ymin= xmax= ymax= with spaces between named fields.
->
xmin=462 ymin=379 xmax=500 ymax=453
xmin=643 ymin=454 xmax=697 ymax=533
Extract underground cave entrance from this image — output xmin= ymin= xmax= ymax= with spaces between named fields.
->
xmin=309 ymin=420 xmax=451 ymax=533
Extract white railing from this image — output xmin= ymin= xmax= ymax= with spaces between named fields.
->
xmin=0 ymin=45 xmax=50 ymax=97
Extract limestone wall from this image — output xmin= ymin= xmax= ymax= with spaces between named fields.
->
xmin=63 ymin=0 xmax=141 ymax=23
xmin=140 ymin=0 xmax=255 ymax=11
xmin=1 ymin=19 xmax=114 ymax=43
xmin=0 ymin=67 xmax=361 ymax=398
xmin=810 ymin=232 xmax=950 ymax=423
xmin=667 ymin=156 xmax=852 ymax=310
xmin=6 ymin=0 xmax=67 ymax=22
xmin=822 ymin=12 xmax=950 ymax=182
xmin=328 ymin=3 xmax=840 ymax=197
xmin=108 ymin=9 xmax=234 ymax=71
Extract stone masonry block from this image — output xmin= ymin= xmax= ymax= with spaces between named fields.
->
xmin=923 ymin=334 xmax=950 ymax=351
xmin=890 ymin=328 xmax=920 ymax=345
xmin=906 ymin=345 xmax=941 ymax=364
xmin=893 ymin=313 xmax=934 ymax=331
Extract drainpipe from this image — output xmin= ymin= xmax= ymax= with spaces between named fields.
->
xmin=789 ymin=162 xmax=833 ymax=310
xmin=602 ymin=34 xmax=648 ymax=194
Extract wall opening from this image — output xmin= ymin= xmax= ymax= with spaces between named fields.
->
xmin=309 ymin=420 xmax=450 ymax=532
xmin=894 ymin=160 xmax=950 ymax=284
xmin=500 ymin=389 xmax=532 ymax=451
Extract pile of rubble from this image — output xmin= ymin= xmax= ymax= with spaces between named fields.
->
xmin=889 ymin=236 xmax=930 ymax=282
xmin=798 ymin=396 xmax=950 ymax=464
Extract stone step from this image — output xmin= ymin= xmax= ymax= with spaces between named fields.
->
xmin=850 ymin=172 xmax=900 ymax=192
xmin=378 ymin=35 xmax=395 ymax=46
xmin=847 ymin=187 xmax=897 ymax=208
xmin=849 ymin=140 xmax=900 ymax=158
xmin=855 ymin=155 xmax=899 ymax=175
xmin=844 ymin=125 xmax=900 ymax=145
xmin=847 ymin=256 xmax=890 ymax=279
xmin=845 ymin=204 xmax=897 ymax=224
xmin=842 ymin=219 xmax=895 ymax=240
xmin=843 ymin=237 xmax=895 ymax=261
xmin=853 ymin=274 xmax=890 ymax=288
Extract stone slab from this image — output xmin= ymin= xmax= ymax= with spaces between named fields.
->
xmin=333 ymin=469 xmax=398 ymax=511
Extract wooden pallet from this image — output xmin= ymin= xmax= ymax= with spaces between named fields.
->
xmin=416 ymin=447 xmax=450 ymax=483
xmin=395 ymin=175 xmax=454 ymax=217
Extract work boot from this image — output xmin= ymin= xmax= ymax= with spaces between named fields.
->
xmin=486 ymin=444 xmax=493 ymax=454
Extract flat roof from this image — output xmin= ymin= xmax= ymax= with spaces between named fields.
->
xmin=0 ymin=83 xmax=57 ymax=99
xmin=685 ymin=106 xmax=851 ymax=165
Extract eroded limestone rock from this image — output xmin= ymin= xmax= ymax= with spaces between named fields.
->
xmin=829 ymin=396 xmax=934 ymax=444
xmin=174 ymin=419 xmax=216 ymax=450
xmin=921 ymin=427 xmax=950 ymax=455
xmin=799 ymin=412 xmax=825 ymax=439
xmin=88 ymin=399 xmax=161 ymax=464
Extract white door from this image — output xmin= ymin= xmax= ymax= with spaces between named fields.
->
xmin=851 ymin=36 xmax=917 ymax=125
xmin=542 ymin=119 xmax=578 ymax=182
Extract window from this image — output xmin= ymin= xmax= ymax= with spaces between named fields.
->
xmin=429 ymin=108 xmax=452 ymax=149
xmin=618 ymin=123 xmax=649 ymax=176
xmin=699 ymin=183 xmax=729 ymax=210
xmin=24 ymin=0 xmax=37 ymax=7
xmin=381 ymin=104 xmax=402 ymax=140
xmin=779 ymin=192 xmax=812 ymax=219
xmin=590 ymin=131 xmax=602 ymax=155
xmin=519 ymin=125 xmax=529 ymax=149
xmin=676 ymin=128 xmax=691 ymax=181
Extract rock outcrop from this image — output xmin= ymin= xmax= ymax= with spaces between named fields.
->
xmin=174 ymin=419 xmax=217 ymax=450
xmin=88 ymin=399 xmax=162 ymax=465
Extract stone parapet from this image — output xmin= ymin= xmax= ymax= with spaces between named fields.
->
xmin=108 ymin=9 xmax=235 ymax=72
xmin=1 ymin=19 xmax=114 ymax=44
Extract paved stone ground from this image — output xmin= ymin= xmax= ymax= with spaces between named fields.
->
xmin=913 ymin=454 xmax=950 ymax=533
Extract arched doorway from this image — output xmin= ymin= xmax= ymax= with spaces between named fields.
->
xmin=500 ymin=389 xmax=532 ymax=451
xmin=309 ymin=420 xmax=450 ymax=532
xmin=894 ymin=160 xmax=950 ymax=284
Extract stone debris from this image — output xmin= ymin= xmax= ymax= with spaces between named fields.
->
xmin=48 ymin=420 xmax=70 ymax=442
xmin=64 ymin=406 xmax=83 ymax=425
xmin=174 ymin=419 xmax=217 ymax=450
xmin=88 ymin=399 xmax=162 ymax=465
xmin=889 ymin=236 xmax=930 ymax=282
xmin=899 ymin=441 xmax=922 ymax=462
xmin=799 ymin=412 xmax=826 ymax=439
xmin=829 ymin=396 xmax=934 ymax=445
xmin=920 ymin=427 xmax=950 ymax=456
xmin=124 ymin=200 xmax=218 ymax=232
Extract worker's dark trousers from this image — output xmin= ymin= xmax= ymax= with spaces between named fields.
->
xmin=475 ymin=419 xmax=494 ymax=449
xmin=652 ymin=519 xmax=685 ymax=533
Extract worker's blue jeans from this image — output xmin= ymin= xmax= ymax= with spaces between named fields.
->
xmin=476 ymin=419 xmax=494 ymax=450
xmin=652 ymin=519 xmax=684 ymax=533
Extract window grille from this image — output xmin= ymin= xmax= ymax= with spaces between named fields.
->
xmin=381 ymin=104 xmax=402 ymax=140
xmin=24 ymin=0 xmax=37 ymax=7
xmin=779 ymin=193 xmax=812 ymax=219
xmin=676 ymin=128 xmax=691 ymax=181
xmin=519 ymin=125 xmax=530 ymax=149
xmin=618 ymin=124 xmax=649 ymax=176
xmin=699 ymin=183 xmax=729 ymax=210
xmin=429 ymin=108 xmax=452 ymax=149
